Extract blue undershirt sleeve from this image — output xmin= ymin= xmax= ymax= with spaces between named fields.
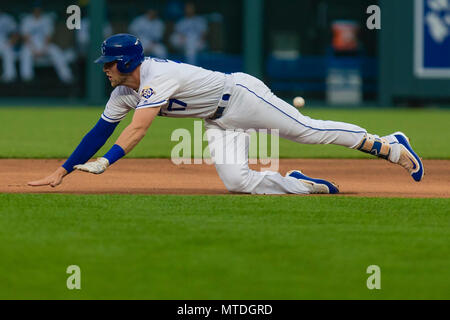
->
xmin=103 ymin=144 xmax=126 ymax=165
xmin=62 ymin=118 xmax=119 ymax=173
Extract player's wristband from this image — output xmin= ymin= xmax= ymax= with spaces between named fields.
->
xmin=103 ymin=144 xmax=125 ymax=165
xmin=62 ymin=118 xmax=119 ymax=173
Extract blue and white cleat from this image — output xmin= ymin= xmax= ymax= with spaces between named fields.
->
xmin=389 ymin=132 xmax=424 ymax=182
xmin=286 ymin=170 xmax=339 ymax=194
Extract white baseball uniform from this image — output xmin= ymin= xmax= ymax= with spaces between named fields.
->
xmin=20 ymin=13 xmax=73 ymax=83
xmin=129 ymin=15 xmax=167 ymax=58
xmin=102 ymin=58 xmax=375 ymax=194
xmin=170 ymin=15 xmax=207 ymax=65
xmin=0 ymin=12 xmax=18 ymax=82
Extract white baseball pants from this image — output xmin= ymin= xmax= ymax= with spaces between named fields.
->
xmin=20 ymin=43 xmax=73 ymax=83
xmin=205 ymin=72 xmax=368 ymax=194
xmin=170 ymin=33 xmax=205 ymax=65
xmin=0 ymin=42 xmax=17 ymax=82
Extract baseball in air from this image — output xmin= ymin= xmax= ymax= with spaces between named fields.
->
xmin=293 ymin=96 xmax=305 ymax=108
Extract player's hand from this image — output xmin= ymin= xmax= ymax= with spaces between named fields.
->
xmin=28 ymin=167 xmax=67 ymax=188
xmin=74 ymin=157 xmax=109 ymax=174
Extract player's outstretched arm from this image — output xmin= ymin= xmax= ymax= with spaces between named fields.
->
xmin=115 ymin=106 xmax=161 ymax=153
xmin=74 ymin=107 xmax=160 ymax=174
xmin=28 ymin=166 xmax=68 ymax=187
xmin=28 ymin=118 xmax=120 ymax=187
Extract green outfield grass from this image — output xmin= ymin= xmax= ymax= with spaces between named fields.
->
xmin=1 ymin=107 xmax=449 ymax=300
xmin=0 ymin=107 xmax=449 ymax=159
xmin=0 ymin=194 xmax=448 ymax=299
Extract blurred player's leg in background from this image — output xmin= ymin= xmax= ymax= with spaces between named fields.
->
xmin=151 ymin=43 xmax=168 ymax=59
xmin=47 ymin=44 xmax=73 ymax=84
xmin=170 ymin=33 xmax=184 ymax=57
xmin=0 ymin=43 xmax=17 ymax=82
xmin=170 ymin=33 xmax=204 ymax=65
xmin=185 ymin=34 xmax=205 ymax=65
xmin=19 ymin=44 xmax=34 ymax=81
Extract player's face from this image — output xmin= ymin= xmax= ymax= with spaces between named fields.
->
xmin=103 ymin=61 xmax=127 ymax=87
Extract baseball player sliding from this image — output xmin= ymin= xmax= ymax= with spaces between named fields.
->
xmin=29 ymin=34 xmax=424 ymax=194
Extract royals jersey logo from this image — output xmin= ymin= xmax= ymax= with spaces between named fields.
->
xmin=141 ymin=87 xmax=154 ymax=99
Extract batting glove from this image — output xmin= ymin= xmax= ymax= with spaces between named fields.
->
xmin=74 ymin=157 xmax=110 ymax=174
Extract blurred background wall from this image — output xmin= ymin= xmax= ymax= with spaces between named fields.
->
xmin=0 ymin=0 xmax=449 ymax=107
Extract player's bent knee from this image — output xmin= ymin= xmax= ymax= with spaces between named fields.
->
xmin=222 ymin=175 xmax=248 ymax=193
xmin=224 ymin=180 xmax=248 ymax=193
xmin=217 ymin=166 xmax=251 ymax=193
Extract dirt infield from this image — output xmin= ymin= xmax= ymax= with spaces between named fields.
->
xmin=1 ymin=159 xmax=449 ymax=198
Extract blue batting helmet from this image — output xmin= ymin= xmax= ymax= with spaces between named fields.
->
xmin=94 ymin=34 xmax=145 ymax=73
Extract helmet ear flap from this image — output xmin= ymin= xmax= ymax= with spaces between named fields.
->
xmin=123 ymin=58 xmax=132 ymax=71
xmin=117 ymin=57 xmax=131 ymax=73
xmin=117 ymin=54 xmax=143 ymax=73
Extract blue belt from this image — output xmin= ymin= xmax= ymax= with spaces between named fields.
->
xmin=210 ymin=94 xmax=231 ymax=120
xmin=210 ymin=74 xmax=234 ymax=120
